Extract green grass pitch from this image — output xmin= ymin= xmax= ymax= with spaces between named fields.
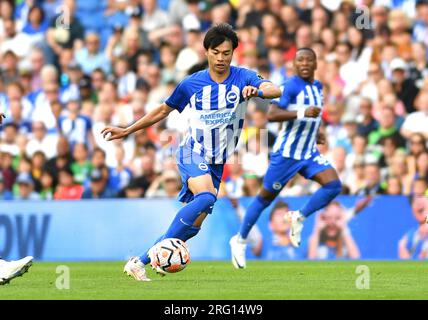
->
xmin=1 ymin=261 xmax=427 ymax=300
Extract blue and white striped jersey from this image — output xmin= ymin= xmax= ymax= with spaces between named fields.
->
xmin=165 ymin=66 xmax=267 ymax=164
xmin=271 ymin=76 xmax=324 ymax=160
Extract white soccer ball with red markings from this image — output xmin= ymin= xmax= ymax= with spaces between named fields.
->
xmin=152 ymin=238 xmax=190 ymax=273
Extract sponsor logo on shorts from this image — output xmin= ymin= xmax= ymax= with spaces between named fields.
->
xmin=198 ymin=163 xmax=208 ymax=171
xmin=273 ymin=182 xmax=282 ymax=191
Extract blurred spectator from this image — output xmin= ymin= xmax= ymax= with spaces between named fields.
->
xmin=399 ymin=196 xmax=428 ymax=259
xmin=71 ymin=143 xmax=92 ymax=185
xmin=75 ymin=32 xmax=110 ymax=75
xmin=145 ymin=169 xmax=181 ymax=198
xmin=242 ymin=172 xmax=261 ymax=197
xmin=39 ymin=170 xmax=54 ymax=200
xmin=385 ymin=175 xmax=403 ymax=195
xmin=405 ymin=133 xmax=427 ymax=175
xmin=368 ymin=107 xmax=406 ymax=152
xmin=113 ymin=56 xmax=136 ymax=99
xmin=81 ymin=168 xmax=115 ymax=199
xmin=46 ymin=0 xmax=84 ymax=63
xmin=390 ymin=57 xmax=419 ymax=114
xmin=400 ymin=91 xmax=428 ymax=139
xmin=58 ymin=100 xmax=95 ymax=149
xmin=0 ymin=171 xmax=13 ymax=200
xmin=308 ymin=201 xmax=362 ymax=260
xmin=377 ymin=135 xmax=401 ymax=170
xmin=413 ymin=1 xmax=428 ymax=47
xmin=0 ymin=20 xmax=32 ymax=58
xmin=356 ymin=163 xmax=385 ymax=196
xmin=31 ymin=78 xmax=61 ymax=134
xmin=15 ymin=172 xmax=39 ymax=200
xmin=409 ymin=42 xmax=428 ymax=89
xmin=265 ymin=201 xmax=298 ymax=260
xmin=21 ymin=5 xmax=48 ymax=47
xmin=43 ymin=136 xmax=73 ymax=186
xmin=123 ymin=178 xmax=145 ymax=199
xmin=0 ymin=150 xmax=16 ymax=191
xmin=356 ymin=97 xmax=379 ymax=136
xmin=30 ymin=150 xmax=46 ymax=191
xmin=25 ymin=121 xmax=58 ymax=159
xmin=141 ymin=0 xmax=169 ymax=33
xmin=413 ymin=177 xmax=428 ymax=197
xmin=0 ymin=50 xmax=19 ymax=86
xmin=108 ymin=145 xmax=133 ymax=193
xmin=54 ymin=167 xmax=84 ymax=200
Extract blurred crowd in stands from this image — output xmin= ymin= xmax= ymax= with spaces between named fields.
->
xmin=0 ymin=0 xmax=427 ymax=200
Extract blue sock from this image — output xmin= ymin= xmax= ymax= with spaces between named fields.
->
xmin=239 ymin=195 xmax=273 ymax=239
xmin=300 ymin=180 xmax=342 ymax=217
xmin=139 ymin=192 xmax=216 ymax=264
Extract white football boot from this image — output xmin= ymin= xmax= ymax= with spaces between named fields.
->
xmin=229 ymin=234 xmax=247 ymax=269
xmin=287 ymin=210 xmax=305 ymax=248
xmin=123 ymin=257 xmax=151 ymax=282
xmin=0 ymin=256 xmax=33 ymax=285
xmin=148 ymin=246 xmax=166 ymax=277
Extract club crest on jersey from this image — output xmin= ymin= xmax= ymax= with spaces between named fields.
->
xmin=273 ymin=182 xmax=282 ymax=191
xmin=226 ymin=91 xmax=239 ymax=104
xmin=198 ymin=163 xmax=209 ymax=171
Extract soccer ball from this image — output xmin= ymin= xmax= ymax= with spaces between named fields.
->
xmin=152 ymin=238 xmax=190 ymax=273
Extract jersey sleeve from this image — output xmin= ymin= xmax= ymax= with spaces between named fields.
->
xmin=243 ymin=69 xmax=270 ymax=88
xmin=164 ymin=78 xmax=192 ymax=113
xmin=270 ymin=79 xmax=295 ymax=110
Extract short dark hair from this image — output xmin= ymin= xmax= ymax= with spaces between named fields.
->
xmin=296 ymin=47 xmax=317 ymax=59
xmin=203 ymin=23 xmax=238 ymax=51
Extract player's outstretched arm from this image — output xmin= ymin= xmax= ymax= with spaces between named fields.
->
xmin=101 ymin=103 xmax=174 ymax=141
xmin=258 ymin=82 xmax=282 ymax=99
xmin=242 ymin=82 xmax=281 ymax=100
xmin=267 ymin=104 xmax=321 ymax=122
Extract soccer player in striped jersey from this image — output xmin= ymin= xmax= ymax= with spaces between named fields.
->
xmin=101 ymin=24 xmax=281 ymax=281
xmin=230 ymin=48 xmax=342 ymax=269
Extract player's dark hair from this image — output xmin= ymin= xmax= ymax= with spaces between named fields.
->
xmin=269 ymin=201 xmax=289 ymax=221
xmin=203 ymin=23 xmax=238 ymax=51
xmin=296 ymin=47 xmax=317 ymax=59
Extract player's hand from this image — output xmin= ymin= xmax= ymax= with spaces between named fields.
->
xmin=0 ymin=113 xmax=5 ymax=125
xmin=316 ymin=131 xmax=326 ymax=145
xmin=101 ymin=126 xmax=128 ymax=141
xmin=242 ymin=86 xmax=259 ymax=99
xmin=304 ymin=106 xmax=321 ymax=118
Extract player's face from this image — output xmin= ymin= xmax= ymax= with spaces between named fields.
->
xmin=294 ymin=50 xmax=317 ymax=80
xmin=206 ymin=40 xmax=234 ymax=74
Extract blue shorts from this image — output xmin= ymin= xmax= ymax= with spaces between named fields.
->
xmin=263 ymin=150 xmax=333 ymax=193
xmin=176 ymin=148 xmax=224 ymax=205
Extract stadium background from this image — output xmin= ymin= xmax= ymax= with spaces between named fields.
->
xmin=0 ymin=0 xmax=427 ymax=262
